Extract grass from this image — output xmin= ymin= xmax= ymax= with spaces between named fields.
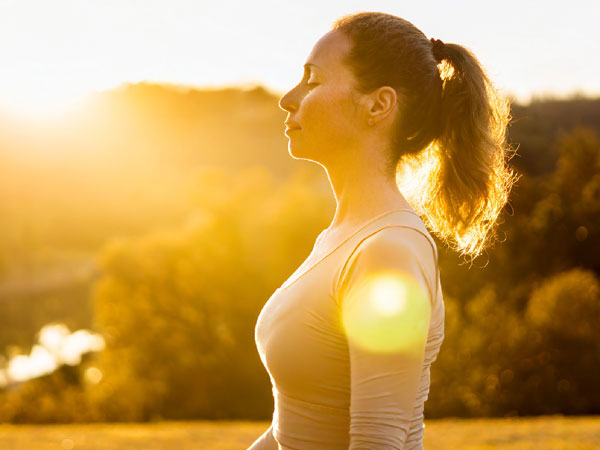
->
xmin=0 ymin=415 xmax=599 ymax=449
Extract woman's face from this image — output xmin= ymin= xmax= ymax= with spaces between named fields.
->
xmin=278 ymin=30 xmax=367 ymax=164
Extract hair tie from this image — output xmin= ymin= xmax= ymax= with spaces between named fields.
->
xmin=430 ymin=38 xmax=448 ymax=63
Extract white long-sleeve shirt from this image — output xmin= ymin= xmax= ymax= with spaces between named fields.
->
xmin=250 ymin=208 xmax=445 ymax=449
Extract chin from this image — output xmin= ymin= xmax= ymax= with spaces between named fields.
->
xmin=288 ymin=147 xmax=323 ymax=166
xmin=288 ymin=143 xmax=311 ymax=160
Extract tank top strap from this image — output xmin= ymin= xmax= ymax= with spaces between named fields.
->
xmin=333 ymin=209 xmax=440 ymax=304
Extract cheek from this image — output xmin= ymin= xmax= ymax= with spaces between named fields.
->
xmin=304 ymin=85 xmax=358 ymax=137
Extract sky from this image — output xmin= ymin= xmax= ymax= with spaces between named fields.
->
xmin=1 ymin=0 xmax=599 ymax=119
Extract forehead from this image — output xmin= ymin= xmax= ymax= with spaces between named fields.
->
xmin=305 ymin=30 xmax=351 ymax=72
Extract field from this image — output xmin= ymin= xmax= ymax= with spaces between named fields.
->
xmin=0 ymin=415 xmax=599 ymax=449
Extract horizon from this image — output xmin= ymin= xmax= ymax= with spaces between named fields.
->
xmin=0 ymin=79 xmax=599 ymax=127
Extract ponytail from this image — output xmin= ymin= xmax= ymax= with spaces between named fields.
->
xmin=403 ymin=40 xmax=519 ymax=262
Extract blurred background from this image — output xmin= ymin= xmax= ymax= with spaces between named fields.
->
xmin=0 ymin=0 xmax=599 ymax=427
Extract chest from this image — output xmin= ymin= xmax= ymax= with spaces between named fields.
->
xmin=254 ymin=254 xmax=350 ymax=397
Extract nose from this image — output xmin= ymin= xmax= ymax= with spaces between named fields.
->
xmin=278 ymin=87 xmax=298 ymax=113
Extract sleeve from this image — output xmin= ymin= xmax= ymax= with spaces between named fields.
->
xmin=247 ymin=424 xmax=279 ymax=450
xmin=335 ymin=228 xmax=433 ymax=449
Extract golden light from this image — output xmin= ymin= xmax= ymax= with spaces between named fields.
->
xmin=7 ymin=345 xmax=58 ymax=382
xmin=84 ymin=366 xmax=103 ymax=385
xmin=341 ymin=270 xmax=431 ymax=355
xmin=60 ymin=330 xmax=106 ymax=365
xmin=438 ymin=59 xmax=455 ymax=81
xmin=61 ymin=438 xmax=75 ymax=450
xmin=39 ymin=323 xmax=70 ymax=356
xmin=0 ymin=87 xmax=92 ymax=122
xmin=38 ymin=323 xmax=105 ymax=365
xmin=0 ymin=323 xmax=107 ymax=387
xmin=370 ymin=275 xmax=409 ymax=315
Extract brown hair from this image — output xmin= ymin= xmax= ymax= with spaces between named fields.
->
xmin=332 ymin=12 xmax=520 ymax=263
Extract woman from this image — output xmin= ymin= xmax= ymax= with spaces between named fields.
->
xmin=249 ymin=11 xmax=518 ymax=450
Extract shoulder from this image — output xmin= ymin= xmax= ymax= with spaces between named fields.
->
xmin=351 ymin=225 xmax=432 ymax=267
xmin=335 ymin=226 xmax=435 ymax=307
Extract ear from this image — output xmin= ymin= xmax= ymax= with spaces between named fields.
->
xmin=368 ymin=86 xmax=398 ymax=126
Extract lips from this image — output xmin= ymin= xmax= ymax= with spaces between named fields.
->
xmin=284 ymin=121 xmax=301 ymax=130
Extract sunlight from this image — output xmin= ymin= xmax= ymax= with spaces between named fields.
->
xmin=0 ymin=323 xmax=106 ymax=387
xmin=371 ymin=275 xmax=409 ymax=315
xmin=341 ymin=270 xmax=431 ymax=355
xmin=39 ymin=323 xmax=70 ymax=356
xmin=0 ymin=86 xmax=92 ymax=122
xmin=84 ymin=366 xmax=103 ymax=385
xmin=7 ymin=345 xmax=57 ymax=382
xmin=39 ymin=323 xmax=105 ymax=366
xmin=60 ymin=329 xmax=106 ymax=365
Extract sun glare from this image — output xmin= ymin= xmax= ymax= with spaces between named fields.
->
xmin=0 ymin=86 xmax=97 ymax=122
xmin=371 ymin=276 xmax=409 ymax=315
xmin=341 ymin=270 xmax=431 ymax=355
xmin=0 ymin=323 xmax=106 ymax=387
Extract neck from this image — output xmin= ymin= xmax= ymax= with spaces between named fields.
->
xmin=323 ymin=157 xmax=413 ymax=231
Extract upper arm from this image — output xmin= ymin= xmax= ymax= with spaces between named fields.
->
xmin=335 ymin=227 xmax=434 ymax=320
xmin=335 ymin=228 xmax=433 ymax=449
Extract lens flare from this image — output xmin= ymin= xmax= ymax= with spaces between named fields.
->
xmin=341 ymin=271 xmax=431 ymax=355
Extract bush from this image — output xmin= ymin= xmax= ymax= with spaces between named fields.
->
xmin=526 ymin=268 xmax=600 ymax=343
